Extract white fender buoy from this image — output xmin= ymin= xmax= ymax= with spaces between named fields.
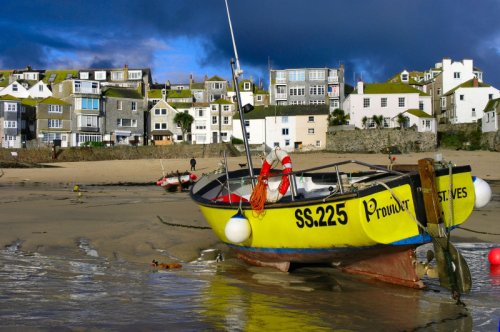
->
xmin=473 ymin=176 xmax=492 ymax=208
xmin=224 ymin=212 xmax=251 ymax=243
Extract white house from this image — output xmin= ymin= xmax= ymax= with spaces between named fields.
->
xmin=343 ymin=81 xmax=432 ymax=131
xmin=190 ymin=104 xmax=211 ymax=144
xmin=27 ymin=81 xmax=52 ymax=99
xmin=232 ymin=105 xmax=329 ymax=152
xmin=482 ymin=98 xmax=499 ymax=133
xmin=442 ymin=78 xmax=499 ymax=124
xmin=149 ymin=99 xmax=183 ymax=145
xmin=0 ymin=81 xmax=30 ymax=99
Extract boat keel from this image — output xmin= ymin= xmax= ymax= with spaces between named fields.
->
xmin=341 ymin=248 xmax=425 ymax=289
xmin=237 ymin=253 xmax=291 ymax=272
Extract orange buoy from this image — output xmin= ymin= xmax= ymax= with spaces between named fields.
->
xmin=488 ymin=248 xmax=500 ymax=265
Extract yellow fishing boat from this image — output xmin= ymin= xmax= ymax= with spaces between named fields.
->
xmin=190 ymin=156 xmax=491 ymax=291
xmin=190 ymin=0 xmax=493 ymax=299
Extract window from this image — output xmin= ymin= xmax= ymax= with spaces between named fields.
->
xmin=363 ymin=98 xmax=370 ymax=108
xmin=257 ymin=95 xmax=263 ymax=102
xmin=309 ymin=85 xmax=325 ymax=95
xmin=472 ymin=108 xmax=476 ymax=117
xmin=291 ymin=100 xmax=306 ymax=105
xmin=308 ymin=116 xmax=315 ymax=122
xmin=381 ymin=98 xmax=387 ymax=108
xmin=276 ymin=71 xmax=286 ymax=82
xmin=117 ymin=100 xmax=122 ymax=110
xmin=74 ymin=81 xmax=99 ymax=93
xmin=441 ymin=97 xmax=446 ymax=108
xmin=4 ymin=121 xmax=17 ymax=128
xmin=315 ymin=140 xmax=321 ymax=147
xmin=6 ymin=103 xmax=17 ymax=112
xmin=80 ymin=115 xmax=98 ymax=127
xmin=223 ymin=105 xmax=230 ymax=112
xmin=211 ymin=105 xmax=217 ymax=111
xmin=309 ymin=70 xmax=325 ymax=81
xmin=331 ymin=99 xmax=339 ymax=108
xmin=197 ymin=109 xmax=204 ymax=117
xmin=212 ymin=82 xmax=223 ymax=89
xmin=48 ymin=105 xmax=62 ymax=113
xmin=489 ymin=94 xmax=493 ymax=100
xmin=454 ymin=72 xmax=460 ymax=79
xmin=401 ymin=74 xmax=408 ymax=81
xmin=309 ymin=100 xmax=325 ymax=105
xmin=131 ymin=102 xmax=137 ymax=111
xmin=289 ymin=86 xmax=305 ymax=96
xmin=398 ymin=97 xmax=405 ymax=107
xmin=423 ymin=120 xmax=431 ymax=129
xmin=94 ymin=71 xmax=106 ymax=80
xmin=282 ymin=128 xmax=289 ymax=135
xmin=48 ymin=119 xmax=62 ymax=128
xmin=154 ymin=123 xmax=167 ymax=130
xmin=419 ymin=101 xmax=424 ymax=110
xmin=308 ymin=128 xmax=315 ymax=134
xmin=12 ymin=84 xmax=18 ymax=92
xmin=383 ymin=117 xmax=390 ymax=128
xmin=460 ymin=95 xmax=464 ymax=101
xmin=437 ymin=88 xmax=441 ymax=95
xmin=195 ymin=121 xmax=206 ymax=130
xmin=155 ymin=108 xmax=167 ymax=115
xmin=111 ymin=71 xmax=124 ymax=81
xmin=285 ymin=139 xmax=290 ymax=146
xmin=39 ymin=85 xmax=43 ymax=92
xmin=288 ymin=70 xmax=305 ymax=81
xmin=128 ymin=70 xmax=142 ymax=80
xmin=116 ymin=118 xmax=137 ymax=127
xmin=80 ymin=72 xmax=89 ymax=79
xmin=282 ymin=116 xmax=288 ymax=123
xmin=243 ymin=82 xmax=251 ymax=91
xmin=212 ymin=116 xmax=217 ymax=124
xmin=80 ymin=98 xmax=99 ymax=110
xmin=223 ymin=116 xmax=229 ymax=125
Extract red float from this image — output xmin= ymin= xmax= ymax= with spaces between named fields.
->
xmin=488 ymin=248 xmax=500 ymax=265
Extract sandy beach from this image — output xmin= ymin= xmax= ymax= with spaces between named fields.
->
xmin=0 ymin=149 xmax=499 ymax=265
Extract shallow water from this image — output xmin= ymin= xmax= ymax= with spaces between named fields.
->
xmin=0 ymin=242 xmax=499 ymax=331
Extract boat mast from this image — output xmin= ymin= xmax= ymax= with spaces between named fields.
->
xmin=225 ymin=0 xmax=255 ymax=185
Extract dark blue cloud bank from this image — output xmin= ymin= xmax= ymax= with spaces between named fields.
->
xmin=1 ymin=0 xmax=498 ymax=87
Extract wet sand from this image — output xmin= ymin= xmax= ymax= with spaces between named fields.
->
xmin=0 ymin=149 xmax=499 ymax=265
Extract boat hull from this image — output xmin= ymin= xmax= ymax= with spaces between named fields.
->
xmin=190 ymin=164 xmax=475 ymax=286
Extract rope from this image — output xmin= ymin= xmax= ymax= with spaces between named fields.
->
xmin=249 ymin=175 xmax=267 ymax=216
xmin=374 ymin=180 xmax=427 ymax=231
xmin=157 ymin=215 xmax=211 ymax=230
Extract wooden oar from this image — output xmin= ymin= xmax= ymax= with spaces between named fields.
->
xmin=418 ymin=158 xmax=471 ymax=297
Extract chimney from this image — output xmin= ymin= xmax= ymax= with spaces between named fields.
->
xmin=357 ymin=80 xmax=364 ymax=94
xmin=473 ymin=76 xmax=479 ymax=87
xmin=124 ymin=64 xmax=129 ymax=80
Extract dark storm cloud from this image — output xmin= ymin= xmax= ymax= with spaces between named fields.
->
xmin=0 ymin=0 xmax=498 ymax=87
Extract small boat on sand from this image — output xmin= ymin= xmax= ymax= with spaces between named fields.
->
xmin=157 ymin=171 xmax=197 ymax=191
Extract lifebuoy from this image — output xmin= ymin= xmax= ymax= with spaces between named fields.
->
xmin=260 ymin=148 xmax=293 ymax=202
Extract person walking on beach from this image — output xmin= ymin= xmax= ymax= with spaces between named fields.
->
xmin=190 ymin=157 xmax=197 ymax=171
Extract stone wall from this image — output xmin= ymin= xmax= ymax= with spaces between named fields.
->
xmin=326 ymin=128 xmax=437 ymax=153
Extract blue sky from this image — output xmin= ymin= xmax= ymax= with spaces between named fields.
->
xmin=1 ymin=0 xmax=499 ymax=88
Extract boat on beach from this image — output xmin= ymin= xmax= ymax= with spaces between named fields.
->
xmin=191 ymin=155 xmax=491 ymax=289
xmin=156 ymin=171 xmax=197 ymax=191
xmin=190 ymin=0 xmax=493 ymax=298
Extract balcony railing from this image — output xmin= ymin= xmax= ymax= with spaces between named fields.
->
xmin=328 ymin=92 xmax=339 ymax=98
xmin=275 ymin=93 xmax=287 ymax=99
xmin=328 ymin=77 xmax=339 ymax=84
xmin=74 ymin=87 xmax=100 ymax=94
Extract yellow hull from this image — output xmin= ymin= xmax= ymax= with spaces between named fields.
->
xmin=195 ymin=170 xmax=475 ymax=253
